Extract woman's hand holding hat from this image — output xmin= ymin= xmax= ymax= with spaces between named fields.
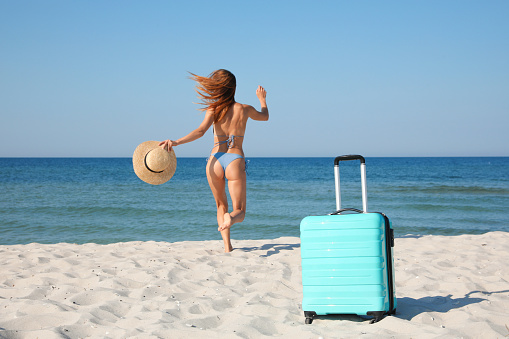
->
xmin=159 ymin=139 xmax=178 ymax=152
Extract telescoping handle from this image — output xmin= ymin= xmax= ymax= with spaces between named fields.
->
xmin=334 ymin=155 xmax=368 ymax=213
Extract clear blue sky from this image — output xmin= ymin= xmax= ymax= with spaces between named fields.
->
xmin=1 ymin=1 xmax=508 ymax=157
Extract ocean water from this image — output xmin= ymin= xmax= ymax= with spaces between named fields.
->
xmin=0 ymin=157 xmax=508 ymax=245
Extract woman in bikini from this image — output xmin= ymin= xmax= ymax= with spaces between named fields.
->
xmin=159 ymin=69 xmax=269 ymax=252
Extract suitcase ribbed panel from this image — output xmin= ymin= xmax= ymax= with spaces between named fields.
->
xmin=300 ymin=213 xmax=390 ymax=316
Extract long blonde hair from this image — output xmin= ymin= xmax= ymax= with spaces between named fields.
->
xmin=189 ymin=69 xmax=236 ymax=123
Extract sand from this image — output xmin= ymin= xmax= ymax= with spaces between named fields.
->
xmin=1 ymin=232 xmax=508 ymax=338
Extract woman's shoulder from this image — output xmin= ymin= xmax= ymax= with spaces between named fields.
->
xmin=233 ymin=102 xmax=255 ymax=113
xmin=234 ymin=102 xmax=248 ymax=108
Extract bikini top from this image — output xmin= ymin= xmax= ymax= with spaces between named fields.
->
xmin=214 ymin=134 xmax=244 ymax=149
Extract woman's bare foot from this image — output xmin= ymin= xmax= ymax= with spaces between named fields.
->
xmin=219 ymin=213 xmax=232 ymax=231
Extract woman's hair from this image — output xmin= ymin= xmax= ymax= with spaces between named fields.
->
xmin=189 ymin=69 xmax=236 ymax=123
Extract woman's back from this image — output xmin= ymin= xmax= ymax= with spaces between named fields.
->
xmin=212 ymin=103 xmax=249 ymax=153
xmin=214 ymin=103 xmax=248 ymax=135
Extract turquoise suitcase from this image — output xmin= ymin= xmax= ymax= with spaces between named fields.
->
xmin=300 ymin=155 xmax=396 ymax=324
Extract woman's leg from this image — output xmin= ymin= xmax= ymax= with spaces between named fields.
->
xmin=206 ymin=156 xmax=232 ymax=252
xmin=219 ymin=158 xmax=246 ymax=231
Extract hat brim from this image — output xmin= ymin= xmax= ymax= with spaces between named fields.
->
xmin=133 ymin=141 xmax=177 ymax=185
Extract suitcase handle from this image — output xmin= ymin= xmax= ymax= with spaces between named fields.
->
xmin=329 ymin=208 xmax=364 ymax=215
xmin=334 ymin=155 xmax=368 ymax=213
xmin=334 ymin=155 xmax=365 ymax=165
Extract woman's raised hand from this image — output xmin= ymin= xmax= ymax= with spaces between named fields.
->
xmin=256 ymin=86 xmax=267 ymax=101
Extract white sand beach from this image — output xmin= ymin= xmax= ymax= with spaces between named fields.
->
xmin=1 ymin=232 xmax=508 ymax=338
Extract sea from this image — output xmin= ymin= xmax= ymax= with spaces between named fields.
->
xmin=1 ymin=157 xmax=508 ymax=245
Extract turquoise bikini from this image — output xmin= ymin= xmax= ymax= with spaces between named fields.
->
xmin=211 ymin=134 xmax=245 ymax=172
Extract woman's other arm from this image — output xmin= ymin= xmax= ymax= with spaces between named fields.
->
xmin=159 ymin=110 xmax=215 ymax=152
xmin=247 ymin=86 xmax=269 ymax=121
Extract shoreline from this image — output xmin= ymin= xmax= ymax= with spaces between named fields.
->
xmin=1 ymin=232 xmax=508 ymax=338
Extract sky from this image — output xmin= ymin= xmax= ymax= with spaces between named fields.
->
xmin=1 ymin=1 xmax=508 ymax=157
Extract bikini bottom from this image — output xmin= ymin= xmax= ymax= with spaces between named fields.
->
xmin=210 ymin=152 xmax=246 ymax=173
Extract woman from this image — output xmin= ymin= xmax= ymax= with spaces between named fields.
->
xmin=159 ymin=69 xmax=269 ymax=252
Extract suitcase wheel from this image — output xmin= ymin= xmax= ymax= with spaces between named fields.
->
xmin=304 ymin=311 xmax=316 ymax=325
xmin=367 ymin=311 xmax=385 ymax=324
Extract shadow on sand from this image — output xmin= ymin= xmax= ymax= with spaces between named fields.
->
xmin=236 ymin=242 xmax=300 ymax=257
xmin=396 ymin=290 xmax=509 ymax=320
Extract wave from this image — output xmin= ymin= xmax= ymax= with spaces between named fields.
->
xmin=386 ymin=185 xmax=509 ymax=195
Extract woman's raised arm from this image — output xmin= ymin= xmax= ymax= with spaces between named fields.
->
xmin=247 ymin=86 xmax=269 ymax=121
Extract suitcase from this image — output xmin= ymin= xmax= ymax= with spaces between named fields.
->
xmin=300 ymin=155 xmax=396 ymax=324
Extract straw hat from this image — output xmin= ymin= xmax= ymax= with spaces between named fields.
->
xmin=133 ymin=141 xmax=177 ymax=185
